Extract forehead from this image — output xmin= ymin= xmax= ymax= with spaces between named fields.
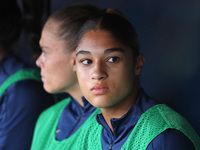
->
xmin=77 ymin=30 xmax=131 ymax=54
xmin=79 ymin=30 xmax=115 ymax=48
xmin=44 ymin=19 xmax=59 ymax=32
xmin=40 ymin=20 xmax=60 ymax=45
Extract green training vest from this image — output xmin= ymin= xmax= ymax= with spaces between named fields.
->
xmin=0 ymin=68 xmax=41 ymax=98
xmin=121 ymin=104 xmax=200 ymax=150
xmin=75 ymin=104 xmax=200 ymax=150
xmin=31 ymin=98 xmax=101 ymax=150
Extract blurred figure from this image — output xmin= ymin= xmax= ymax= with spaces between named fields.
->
xmin=31 ymin=3 xmax=101 ymax=150
xmin=0 ymin=1 xmax=55 ymax=149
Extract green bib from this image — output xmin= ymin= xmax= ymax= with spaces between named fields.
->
xmin=121 ymin=104 xmax=200 ymax=150
xmin=75 ymin=104 xmax=200 ymax=150
xmin=31 ymin=97 xmax=101 ymax=150
xmin=0 ymin=68 xmax=41 ymax=97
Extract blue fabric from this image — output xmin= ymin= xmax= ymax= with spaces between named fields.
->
xmin=0 ymin=53 xmax=55 ymax=150
xmin=56 ymin=95 xmax=96 ymax=140
xmin=96 ymin=89 xmax=195 ymax=150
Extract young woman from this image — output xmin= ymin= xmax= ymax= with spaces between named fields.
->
xmin=31 ymin=3 xmax=102 ymax=150
xmin=75 ymin=13 xmax=200 ymax=149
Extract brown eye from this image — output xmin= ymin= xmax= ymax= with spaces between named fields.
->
xmin=81 ymin=59 xmax=92 ymax=65
xmin=108 ymin=57 xmax=120 ymax=63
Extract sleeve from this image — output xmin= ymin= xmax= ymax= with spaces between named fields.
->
xmin=0 ymin=80 xmax=54 ymax=150
xmin=146 ymin=129 xmax=196 ymax=150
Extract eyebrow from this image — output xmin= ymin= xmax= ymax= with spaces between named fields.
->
xmin=40 ymin=45 xmax=48 ymax=49
xmin=104 ymin=48 xmax=124 ymax=54
xmin=76 ymin=50 xmax=91 ymax=57
xmin=76 ymin=48 xmax=124 ymax=57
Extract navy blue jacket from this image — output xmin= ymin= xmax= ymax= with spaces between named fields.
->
xmin=0 ymin=53 xmax=54 ymax=150
xmin=56 ymin=95 xmax=96 ymax=140
xmin=96 ymin=89 xmax=195 ymax=150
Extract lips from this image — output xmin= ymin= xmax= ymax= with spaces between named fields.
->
xmin=40 ymin=75 xmax=44 ymax=82
xmin=91 ymin=85 xmax=109 ymax=95
xmin=40 ymin=73 xmax=45 ymax=82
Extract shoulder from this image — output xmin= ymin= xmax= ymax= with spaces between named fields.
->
xmin=33 ymin=98 xmax=71 ymax=136
xmin=142 ymin=104 xmax=197 ymax=150
xmin=37 ymin=98 xmax=71 ymax=122
xmin=1 ymin=57 xmax=43 ymax=99
xmin=134 ymin=104 xmax=198 ymax=150
xmin=4 ymin=79 xmax=53 ymax=106
xmin=147 ymin=129 xmax=195 ymax=150
xmin=7 ymin=79 xmax=42 ymax=94
xmin=0 ymin=53 xmax=29 ymax=76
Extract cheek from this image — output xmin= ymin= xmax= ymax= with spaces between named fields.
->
xmin=111 ymin=65 xmax=135 ymax=88
xmin=77 ymin=69 xmax=88 ymax=84
xmin=77 ymin=67 xmax=91 ymax=90
xmin=51 ymin=54 xmax=69 ymax=70
xmin=42 ymin=55 xmax=55 ymax=68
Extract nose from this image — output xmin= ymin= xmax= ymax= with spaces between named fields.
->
xmin=91 ymin=62 xmax=108 ymax=80
xmin=36 ymin=54 xmax=43 ymax=68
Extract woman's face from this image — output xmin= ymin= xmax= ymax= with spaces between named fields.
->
xmin=75 ymin=30 xmax=143 ymax=109
xmin=36 ymin=20 xmax=77 ymax=94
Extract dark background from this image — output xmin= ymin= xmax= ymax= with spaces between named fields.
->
xmin=16 ymin=0 xmax=200 ymax=136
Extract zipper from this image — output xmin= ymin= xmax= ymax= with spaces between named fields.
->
xmin=109 ymin=143 xmax=112 ymax=150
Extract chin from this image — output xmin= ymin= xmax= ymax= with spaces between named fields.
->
xmin=90 ymin=96 xmax=112 ymax=108
xmin=44 ymin=87 xmax=52 ymax=94
xmin=43 ymin=85 xmax=54 ymax=94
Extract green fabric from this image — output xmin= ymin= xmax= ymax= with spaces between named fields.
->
xmin=31 ymin=97 xmax=101 ymax=150
xmin=0 ymin=68 xmax=41 ymax=97
xmin=121 ymin=104 xmax=200 ymax=150
xmin=74 ymin=104 xmax=200 ymax=150
xmin=31 ymin=103 xmax=200 ymax=150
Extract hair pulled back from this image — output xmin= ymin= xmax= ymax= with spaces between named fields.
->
xmin=76 ymin=13 xmax=140 ymax=58
xmin=48 ymin=3 xmax=100 ymax=52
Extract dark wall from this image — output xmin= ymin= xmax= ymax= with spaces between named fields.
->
xmin=51 ymin=0 xmax=200 ymax=135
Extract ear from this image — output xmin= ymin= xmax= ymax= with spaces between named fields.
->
xmin=135 ymin=54 xmax=145 ymax=75
xmin=72 ymin=52 xmax=77 ymax=71
xmin=73 ymin=59 xmax=76 ymax=71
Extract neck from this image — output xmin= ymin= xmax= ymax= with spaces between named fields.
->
xmin=100 ymin=86 xmax=140 ymax=133
xmin=67 ymin=83 xmax=84 ymax=107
